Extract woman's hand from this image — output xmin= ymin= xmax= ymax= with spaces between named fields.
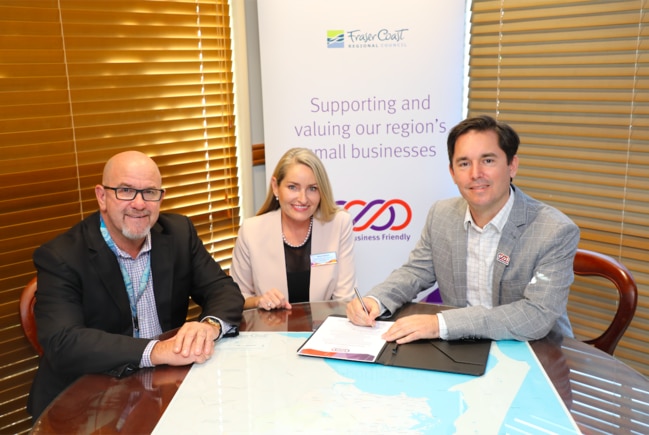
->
xmin=257 ymin=288 xmax=292 ymax=311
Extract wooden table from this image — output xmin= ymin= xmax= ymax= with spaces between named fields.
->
xmin=31 ymin=302 xmax=649 ymax=434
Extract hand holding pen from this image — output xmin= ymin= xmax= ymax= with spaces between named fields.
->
xmin=347 ymin=287 xmax=378 ymax=327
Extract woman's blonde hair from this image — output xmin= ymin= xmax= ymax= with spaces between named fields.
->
xmin=257 ymin=147 xmax=339 ymax=222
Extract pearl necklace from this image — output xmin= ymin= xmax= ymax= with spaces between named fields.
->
xmin=282 ymin=217 xmax=313 ymax=248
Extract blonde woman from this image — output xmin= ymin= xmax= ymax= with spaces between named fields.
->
xmin=231 ymin=148 xmax=356 ymax=310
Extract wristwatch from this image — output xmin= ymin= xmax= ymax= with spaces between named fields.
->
xmin=201 ymin=317 xmax=222 ymax=341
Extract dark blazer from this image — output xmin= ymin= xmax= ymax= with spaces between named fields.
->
xmin=27 ymin=212 xmax=244 ymax=418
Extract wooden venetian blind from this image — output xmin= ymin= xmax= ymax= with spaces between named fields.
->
xmin=468 ymin=0 xmax=648 ymax=376
xmin=0 ymin=1 xmax=239 ymax=432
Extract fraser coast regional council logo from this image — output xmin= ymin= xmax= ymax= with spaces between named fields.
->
xmin=327 ymin=30 xmax=344 ymax=48
xmin=327 ymin=27 xmax=409 ymax=49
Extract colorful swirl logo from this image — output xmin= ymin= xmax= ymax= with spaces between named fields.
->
xmin=337 ymin=199 xmax=412 ymax=231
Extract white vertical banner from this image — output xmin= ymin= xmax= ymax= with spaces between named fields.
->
xmin=258 ymin=0 xmax=466 ymax=296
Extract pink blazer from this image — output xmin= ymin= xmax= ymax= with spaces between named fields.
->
xmin=231 ymin=209 xmax=356 ymax=303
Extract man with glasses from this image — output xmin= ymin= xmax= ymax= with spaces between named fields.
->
xmin=27 ymin=150 xmax=244 ymax=419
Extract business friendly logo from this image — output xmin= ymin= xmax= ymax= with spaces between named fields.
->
xmin=336 ymin=199 xmax=412 ymax=231
xmin=327 ymin=28 xmax=409 ymax=49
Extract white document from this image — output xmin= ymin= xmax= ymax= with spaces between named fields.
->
xmin=297 ymin=315 xmax=393 ymax=362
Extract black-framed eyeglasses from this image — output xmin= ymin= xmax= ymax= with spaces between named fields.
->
xmin=103 ymin=186 xmax=164 ymax=202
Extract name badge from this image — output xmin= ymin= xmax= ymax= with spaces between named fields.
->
xmin=311 ymin=252 xmax=337 ymax=267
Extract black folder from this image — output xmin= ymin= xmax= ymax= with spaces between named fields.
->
xmin=298 ymin=315 xmax=491 ymax=376
xmin=376 ymin=337 xmax=491 ymax=376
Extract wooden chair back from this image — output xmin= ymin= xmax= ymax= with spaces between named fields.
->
xmin=572 ymin=249 xmax=638 ymax=355
xmin=19 ymin=276 xmax=43 ymax=356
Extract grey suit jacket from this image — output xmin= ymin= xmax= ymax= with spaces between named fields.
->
xmin=369 ymin=186 xmax=579 ymax=341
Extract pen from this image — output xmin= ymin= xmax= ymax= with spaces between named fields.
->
xmin=353 ymin=286 xmax=369 ymax=316
xmin=392 ymin=343 xmax=400 ymax=355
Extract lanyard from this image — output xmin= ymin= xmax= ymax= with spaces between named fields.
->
xmin=99 ymin=216 xmax=151 ymax=338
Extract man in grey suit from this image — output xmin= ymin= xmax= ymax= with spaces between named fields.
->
xmin=347 ymin=115 xmax=579 ymax=343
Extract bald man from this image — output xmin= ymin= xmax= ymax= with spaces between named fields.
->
xmin=28 ymin=151 xmax=244 ymax=419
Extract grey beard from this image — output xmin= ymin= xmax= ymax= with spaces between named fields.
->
xmin=122 ymin=225 xmax=151 ymax=241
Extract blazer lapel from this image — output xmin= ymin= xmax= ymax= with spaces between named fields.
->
xmin=84 ymin=213 xmax=132 ymax=318
xmin=308 ymin=217 xmax=327 ymax=301
xmin=492 ymin=187 xmax=527 ymax=306
xmin=150 ymin=222 xmax=173 ymax=329
xmin=451 ymin=203 xmax=469 ymax=306
xmin=269 ymin=210 xmax=289 ymax=295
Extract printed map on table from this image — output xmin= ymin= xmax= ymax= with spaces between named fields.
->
xmin=153 ymin=332 xmax=580 ymax=434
